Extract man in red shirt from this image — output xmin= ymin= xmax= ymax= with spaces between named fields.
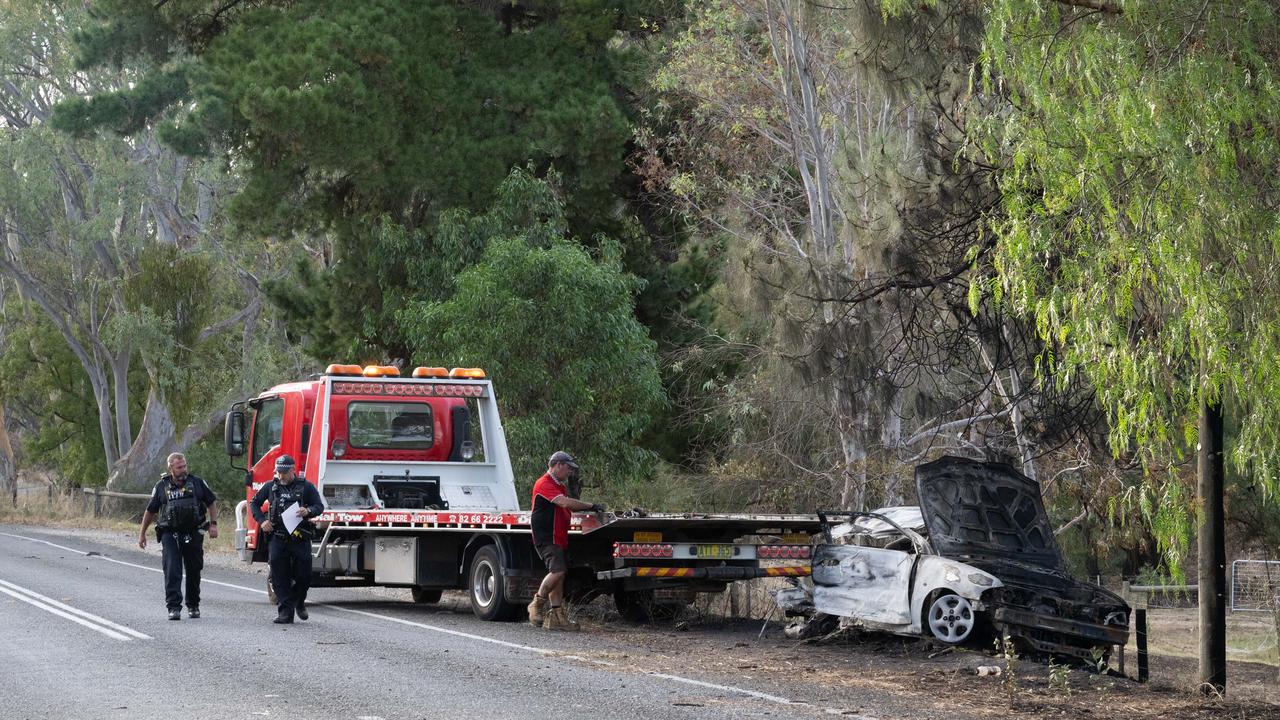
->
xmin=528 ymin=450 xmax=604 ymax=630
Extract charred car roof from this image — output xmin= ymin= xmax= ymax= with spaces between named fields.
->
xmin=915 ymin=456 xmax=1062 ymax=568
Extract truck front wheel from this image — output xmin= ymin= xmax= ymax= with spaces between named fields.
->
xmin=468 ymin=545 xmax=516 ymax=621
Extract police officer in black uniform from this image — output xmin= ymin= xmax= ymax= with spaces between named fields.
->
xmin=138 ymin=452 xmax=218 ymax=620
xmin=249 ymin=455 xmax=324 ymax=624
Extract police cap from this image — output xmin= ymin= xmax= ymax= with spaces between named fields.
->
xmin=274 ymin=454 xmax=296 ymax=472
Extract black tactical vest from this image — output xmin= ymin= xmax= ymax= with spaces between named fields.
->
xmin=159 ymin=477 xmax=204 ymax=532
xmin=269 ymin=479 xmax=315 ymax=539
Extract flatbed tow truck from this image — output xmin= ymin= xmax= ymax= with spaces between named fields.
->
xmin=225 ymin=364 xmax=820 ymax=621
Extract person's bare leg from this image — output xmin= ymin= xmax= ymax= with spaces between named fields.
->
xmin=538 ymin=571 xmax=566 ymax=605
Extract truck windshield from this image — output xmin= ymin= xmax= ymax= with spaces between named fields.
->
xmin=347 ymin=402 xmax=434 ymax=449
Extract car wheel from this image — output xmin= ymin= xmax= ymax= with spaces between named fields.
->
xmin=925 ymin=590 xmax=978 ymax=645
xmin=411 ymin=587 xmax=443 ymax=604
xmin=468 ymin=545 xmax=515 ymax=621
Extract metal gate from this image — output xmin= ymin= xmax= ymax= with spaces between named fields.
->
xmin=1230 ymin=559 xmax=1280 ymax=612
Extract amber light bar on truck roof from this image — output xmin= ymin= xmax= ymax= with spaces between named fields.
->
xmin=324 ymin=364 xmax=486 ymax=379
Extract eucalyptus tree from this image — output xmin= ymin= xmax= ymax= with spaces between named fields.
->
xmin=60 ymin=0 xmax=685 ymax=362
xmin=976 ymin=0 xmax=1280 ymax=694
xmin=0 ymin=3 xmax=266 ymax=491
xmin=653 ymin=1 xmax=1098 ymax=510
xmin=61 ymin=0 xmax=703 ymax=470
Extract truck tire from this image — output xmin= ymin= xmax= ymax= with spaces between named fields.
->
xmin=468 ymin=545 xmax=516 ymax=621
xmin=411 ymin=587 xmax=443 ymax=604
xmin=614 ymin=589 xmax=684 ymax=623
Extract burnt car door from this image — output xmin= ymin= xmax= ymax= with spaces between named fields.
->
xmin=811 ymin=512 xmax=925 ymax=628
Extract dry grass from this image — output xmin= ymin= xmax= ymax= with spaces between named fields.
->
xmin=0 ymin=483 xmax=240 ymax=554
xmin=1137 ymin=607 xmax=1279 ymax=667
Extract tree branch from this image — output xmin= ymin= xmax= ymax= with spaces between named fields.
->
xmin=1054 ymin=0 xmax=1122 ymax=14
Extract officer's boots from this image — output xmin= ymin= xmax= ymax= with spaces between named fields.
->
xmin=527 ymin=594 xmax=548 ymax=626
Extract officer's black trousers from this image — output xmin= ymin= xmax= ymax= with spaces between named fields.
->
xmin=160 ymin=531 xmax=204 ymax=611
xmin=268 ymin=536 xmax=312 ymax=617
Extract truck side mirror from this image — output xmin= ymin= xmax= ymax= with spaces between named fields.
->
xmin=225 ymin=410 xmax=246 ymax=457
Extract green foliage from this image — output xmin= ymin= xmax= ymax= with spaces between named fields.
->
xmin=66 ymin=0 xmax=715 ymax=471
xmin=975 ymin=0 xmax=1280 ymax=555
xmin=65 ymin=0 xmax=673 ymax=363
xmin=0 ymin=309 xmax=136 ymax=488
xmin=1047 ymin=658 xmax=1072 ymax=696
xmin=182 ymin=432 xmax=245 ymax=502
xmin=403 ymin=173 xmax=664 ymax=490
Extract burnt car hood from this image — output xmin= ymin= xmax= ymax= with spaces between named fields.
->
xmin=915 ymin=456 xmax=1062 ymax=568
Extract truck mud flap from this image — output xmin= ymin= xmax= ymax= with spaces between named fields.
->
xmin=597 ymin=566 xmax=811 ymax=581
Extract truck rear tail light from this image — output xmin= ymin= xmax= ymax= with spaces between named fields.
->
xmin=758 ymin=545 xmax=810 ymax=559
xmin=613 ymin=543 xmax=673 ymax=559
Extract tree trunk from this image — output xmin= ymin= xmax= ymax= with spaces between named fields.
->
xmin=106 ymin=384 xmax=230 ymax=493
xmin=88 ymin=365 xmax=120 ymax=469
xmin=106 ymin=385 xmax=177 ymax=493
xmin=0 ymin=404 xmax=16 ymax=506
xmin=110 ymin=348 xmax=132 ymax=458
xmin=1198 ymin=396 xmax=1227 ymax=695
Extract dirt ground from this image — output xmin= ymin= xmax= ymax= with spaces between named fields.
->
xmin=571 ymin=608 xmax=1280 ymax=720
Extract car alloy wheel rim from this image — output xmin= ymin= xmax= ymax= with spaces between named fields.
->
xmin=928 ymin=594 xmax=974 ymax=643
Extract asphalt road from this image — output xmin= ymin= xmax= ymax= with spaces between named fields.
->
xmin=0 ymin=524 xmax=936 ymax=720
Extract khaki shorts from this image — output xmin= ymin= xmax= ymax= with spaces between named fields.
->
xmin=535 ymin=543 xmax=568 ymax=573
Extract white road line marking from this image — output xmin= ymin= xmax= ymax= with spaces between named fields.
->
xmin=0 ymin=531 xmax=252 ymax=591
xmin=0 ymin=578 xmax=151 ymax=640
xmin=0 ymin=530 xmax=814 ymax=710
xmin=318 ymin=604 xmax=801 ymax=705
xmin=0 ymin=583 xmax=133 ymax=641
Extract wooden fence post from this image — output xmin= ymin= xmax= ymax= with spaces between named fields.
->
xmin=1136 ymin=608 xmax=1149 ymax=683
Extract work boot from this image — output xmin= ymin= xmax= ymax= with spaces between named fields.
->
xmin=168 ymin=609 xmax=181 ymax=621
xmin=296 ymin=604 xmax=309 ymax=621
xmin=273 ymin=612 xmax=294 ymax=624
xmin=187 ymin=607 xmax=200 ymax=619
xmin=542 ymin=606 xmax=580 ymax=632
xmin=526 ymin=595 xmax=548 ymax=626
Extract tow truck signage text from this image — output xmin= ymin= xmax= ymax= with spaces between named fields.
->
xmin=320 ymin=510 xmax=582 ymax=527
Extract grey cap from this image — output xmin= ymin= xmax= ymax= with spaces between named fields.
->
xmin=274 ymin=454 xmax=296 ymax=472
xmin=547 ymin=450 xmax=578 ymax=469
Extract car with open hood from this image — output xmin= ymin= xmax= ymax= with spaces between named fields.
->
xmin=780 ymin=456 xmax=1129 ymax=661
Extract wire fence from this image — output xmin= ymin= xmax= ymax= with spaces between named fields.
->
xmin=1232 ymin=559 xmax=1280 ymax=613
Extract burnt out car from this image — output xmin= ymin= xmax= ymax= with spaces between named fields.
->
xmin=783 ymin=456 xmax=1129 ymax=661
